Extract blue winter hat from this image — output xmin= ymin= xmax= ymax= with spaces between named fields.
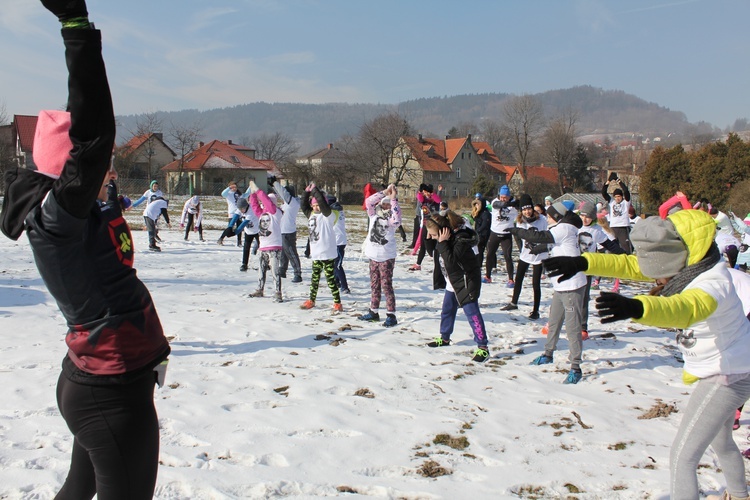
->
xmin=562 ymin=200 xmax=575 ymax=211
xmin=499 ymin=185 xmax=510 ymax=196
xmin=474 ymin=192 xmax=482 ymax=198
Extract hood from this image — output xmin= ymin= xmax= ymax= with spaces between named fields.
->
xmin=666 ymin=209 xmax=717 ymax=267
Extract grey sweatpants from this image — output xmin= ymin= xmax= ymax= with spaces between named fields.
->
xmin=671 ymin=375 xmax=750 ymax=499
xmin=544 ymin=286 xmax=585 ymax=369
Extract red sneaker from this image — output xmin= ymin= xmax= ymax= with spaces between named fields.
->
xmin=541 ymin=323 xmax=549 ymax=336
xmin=300 ymin=299 xmax=315 ymax=310
xmin=581 ymin=330 xmax=589 ymax=341
xmin=333 ymin=303 xmax=343 ymax=313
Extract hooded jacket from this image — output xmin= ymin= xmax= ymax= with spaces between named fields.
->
xmin=472 ymin=197 xmax=491 ymax=246
xmin=435 ymin=227 xmax=482 ymax=307
xmin=582 ymin=209 xmax=750 ymax=382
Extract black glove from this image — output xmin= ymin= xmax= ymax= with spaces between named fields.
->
xmin=41 ymin=0 xmax=88 ymax=22
xmin=608 ymin=172 xmax=618 ymax=182
xmin=102 ymin=180 xmax=119 ymax=211
xmin=507 ymin=226 xmax=519 ymax=236
xmin=529 ymin=243 xmax=549 ymax=255
xmin=267 ymin=175 xmax=277 ymax=187
xmin=543 ymin=256 xmax=588 ymax=281
xmin=595 ymin=292 xmax=644 ymax=324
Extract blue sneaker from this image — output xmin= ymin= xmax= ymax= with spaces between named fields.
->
xmin=358 ymin=310 xmax=380 ymax=322
xmin=383 ymin=314 xmax=398 ymax=328
xmin=531 ymin=354 xmax=554 ymax=365
xmin=563 ymin=369 xmax=583 ymax=384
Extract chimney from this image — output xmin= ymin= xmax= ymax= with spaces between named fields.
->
xmin=154 ymin=132 xmax=163 ymax=141
xmin=328 ymin=143 xmax=333 ymax=149
xmin=445 ymin=135 xmax=451 ymax=140
xmin=228 ymin=139 xmax=233 ymax=145
xmin=418 ymin=134 xmax=423 ymax=143
xmin=199 ymin=141 xmax=204 ymax=148
xmin=467 ymin=134 xmax=472 ymax=142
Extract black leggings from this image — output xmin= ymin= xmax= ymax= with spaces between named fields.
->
xmin=511 ymin=261 xmax=543 ymax=313
xmin=485 ymin=232 xmax=514 ymax=279
xmin=416 ymin=226 xmax=436 ymax=266
xmin=183 ymin=212 xmax=203 ymax=240
xmin=242 ymin=233 xmax=260 ymax=266
xmin=55 ymin=372 xmax=159 ymax=500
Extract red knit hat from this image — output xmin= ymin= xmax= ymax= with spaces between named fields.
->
xmin=32 ymin=110 xmax=72 ymax=179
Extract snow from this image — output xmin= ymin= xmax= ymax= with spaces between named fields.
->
xmin=0 ymin=205 xmax=744 ymax=499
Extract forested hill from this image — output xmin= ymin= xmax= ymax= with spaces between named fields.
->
xmin=115 ymin=85 xmax=692 ymax=151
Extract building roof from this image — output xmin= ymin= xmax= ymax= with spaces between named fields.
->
xmin=298 ymin=143 xmax=346 ymax=162
xmin=400 ymin=136 xmax=452 ymax=172
xmin=13 ymin=115 xmax=38 ymax=152
xmin=473 ymin=140 xmax=514 ymax=177
xmin=119 ymin=133 xmax=176 ymax=157
xmin=161 ymin=140 xmax=269 ymax=172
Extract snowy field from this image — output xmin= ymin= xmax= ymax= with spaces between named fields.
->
xmin=0 ymin=202 xmax=746 ymax=499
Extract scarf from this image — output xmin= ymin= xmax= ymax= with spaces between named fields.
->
xmin=654 ymin=243 xmax=722 ymax=297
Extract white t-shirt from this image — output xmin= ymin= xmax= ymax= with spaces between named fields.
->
xmin=490 ymin=199 xmax=517 ymax=235
xmin=608 ymin=198 xmax=630 ymax=228
xmin=144 ymin=198 xmax=168 ymax=221
xmin=365 ymin=213 xmax=399 ymax=262
xmin=548 ymin=222 xmax=587 ymax=291
xmin=578 ymin=223 xmax=614 ymax=254
xmin=257 ymin=211 xmax=282 ymax=250
xmin=222 ymin=187 xmax=242 ymax=216
xmin=241 ymin=209 xmax=260 ymax=236
xmin=518 ymin=217 xmax=548 ymax=265
xmin=308 ymin=211 xmax=339 ymax=261
xmin=279 ymin=197 xmax=300 ymax=235
xmin=333 ymin=209 xmax=347 ymax=246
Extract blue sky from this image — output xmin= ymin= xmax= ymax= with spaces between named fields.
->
xmin=1 ymin=0 xmax=748 ymax=129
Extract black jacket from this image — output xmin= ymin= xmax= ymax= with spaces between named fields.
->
xmin=14 ymin=29 xmax=169 ymax=382
xmin=473 ymin=198 xmax=491 ymax=246
xmin=435 ymin=227 xmax=482 ymax=306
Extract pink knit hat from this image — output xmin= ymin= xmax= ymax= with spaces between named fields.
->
xmin=32 ymin=110 xmax=72 ymax=179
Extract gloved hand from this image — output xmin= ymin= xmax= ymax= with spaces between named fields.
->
xmin=543 ymin=256 xmax=588 ymax=281
xmin=507 ymin=226 xmax=519 ymax=236
xmin=267 ymin=175 xmax=277 ymax=186
xmin=41 ymin=0 xmax=88 ymax=22
xmin=608 ymin=172 xmax=618 ymax=182
xmin=595 ymin=292 xmax=644 ymax=323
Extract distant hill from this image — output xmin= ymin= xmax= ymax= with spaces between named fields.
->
xmin=115 ymin=85 xmax=694 ymax=153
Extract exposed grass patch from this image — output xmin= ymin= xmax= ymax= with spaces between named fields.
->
xmin=416 ymin=459 xmax=452 ymax=478
xmin=638 ymin=400 xmax=678 ymax=419
xmin=354 ymin=388 xmax=375 ymax=398
xmin=608 ymin=442 xmax=630 ymax=451
xmin=433 ymin=433 xmax=469 ymax=450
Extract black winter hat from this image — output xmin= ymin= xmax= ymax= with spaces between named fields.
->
xmin=519 ymin=194 xmax=533 ymax=210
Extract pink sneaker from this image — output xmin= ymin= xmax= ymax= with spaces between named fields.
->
xmin=612 ymin=278 xmax=621 ymax=294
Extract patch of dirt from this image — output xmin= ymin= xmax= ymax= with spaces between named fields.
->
xmin=354 ymin=388 xmax=375 ymax=398
xmin=638 ymin=401 xmax=678 ymax=419
xmin=416 ymin=459 xmax=452 ymax=478
xmin=274 ymin=386 xmax=289 ymax=397
xmin=432 ymin=433 xmax=469 ymax=450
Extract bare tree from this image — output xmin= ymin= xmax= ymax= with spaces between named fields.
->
xmin=167 ymin=120 xmax=203 ymax=194
xmin=248 ymin=131 xmax=299 ymax=164
xmin=478 ymin=119 xmax=515 ymax=162
xmin=344 ymin=111 xmax=418 ymax=186
xmin=447 ymin=121 xmax=480 ymax=139
xmin=133 ymin=112 xmax=164 ymax=180
xmin=542 ymin=109 xmax=579 ymax=192
xmin=503 ymin=95 xmax=545 ymax=177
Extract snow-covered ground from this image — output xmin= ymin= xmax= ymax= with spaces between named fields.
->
xmin=0 ymin=204 xmax=745 ymax=499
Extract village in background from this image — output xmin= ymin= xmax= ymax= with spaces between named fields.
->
xmin=3 ymin=87 xmax=750 ymax=217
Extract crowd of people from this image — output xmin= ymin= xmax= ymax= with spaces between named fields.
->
xmin=7 ymin=2 xmax=750 ymax=498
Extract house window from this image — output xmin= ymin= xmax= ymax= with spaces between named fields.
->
xmin=456 ymin=167 xmax=461 ymax=180
xmin=461 ymin=152 xmax=465 ymax=159
xmin=230 ymin=155 xmax=240 ymax=163
xmin=468 ymin=153 xmax=471 ymax=159
xmin=453 ymin=187 xmax=458 ymax=197
xmin=438 ymin=173 xmax=443 ymax=181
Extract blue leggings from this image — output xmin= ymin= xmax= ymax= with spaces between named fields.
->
xmin=439 ymin=292 xmax=487 ymax=347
